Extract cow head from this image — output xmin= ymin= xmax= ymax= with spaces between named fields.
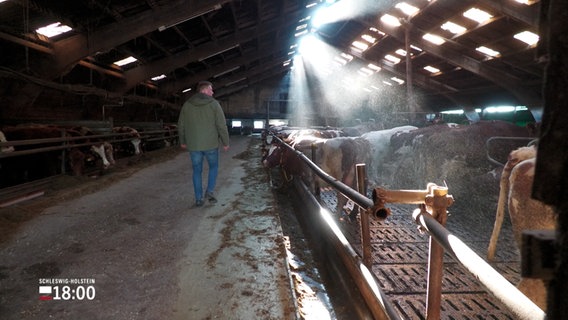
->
xmin=90 ymin=143 xmax=115 ymax=169
xmin=0 ymin=130 xmax=14 ymax=153
xmin=103 ymin=142 xmax=116 ymax=166
xmin=131 ymin=137 xmax=142 ymax=155
xmin=262 ymin=143 xmax=283 ymax=168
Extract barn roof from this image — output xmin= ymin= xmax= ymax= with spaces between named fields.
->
xmin=0 ymin=0 xmax=546 ymax=115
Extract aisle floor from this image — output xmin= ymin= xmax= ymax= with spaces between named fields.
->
xmin=0 ymin=135 xmax=297 ymax=319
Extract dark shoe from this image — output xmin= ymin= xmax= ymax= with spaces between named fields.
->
xmin=195 ymin=199 xmax=204 ymax=207
xmin=206 ymin=192 xmax=217 ymax=204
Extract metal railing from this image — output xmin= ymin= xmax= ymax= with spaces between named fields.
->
xmin=268 ymin=132 xmax=545 ymax=320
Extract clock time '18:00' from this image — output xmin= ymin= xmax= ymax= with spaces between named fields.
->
xmin=40 ymin=285 xmax=96 ymax=301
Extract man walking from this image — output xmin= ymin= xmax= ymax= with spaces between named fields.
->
xmin=177 ymin=81 xmax=230 ymax=207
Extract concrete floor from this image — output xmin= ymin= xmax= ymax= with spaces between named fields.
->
xmin=0 ymin=135 xmax=298 ymax=319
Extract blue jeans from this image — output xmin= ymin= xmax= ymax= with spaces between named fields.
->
xmin=189 ymin=148 xmax=219 ymax=201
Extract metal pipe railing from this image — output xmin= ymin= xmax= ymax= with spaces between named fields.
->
xmin=370 ymin=184 xmax=453 ymax=319
xmin=270 ymin=133 xmax=399 ymax=319
xmin=0 ymin=129 xmax=178 ymax=159
xmin=267 ymin=131 xmax=546 ymax=319
xmin=485 ymin=136 xmax=536 ymax=166
xmin=295 ymin=180 xmax=403 ymax=320
xmin=412 ymin=207 xmax=545 ymax=320
xmin=272 ymin=134 xmax=373 ymax=210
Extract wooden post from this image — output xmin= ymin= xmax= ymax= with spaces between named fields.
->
xmin=425 ymin=187 xmax=450 ymax=320
xmin=356 ymin=164 xmax=372 ymax=268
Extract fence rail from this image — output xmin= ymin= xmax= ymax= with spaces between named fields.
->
xmin=268 ymin=132 xmax=545 ymax=320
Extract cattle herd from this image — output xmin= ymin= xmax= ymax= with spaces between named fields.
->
xmin=262 ymin=119 xmax=557 ymax=309
xmin=0 ymin=122 xmax=177 ymax=189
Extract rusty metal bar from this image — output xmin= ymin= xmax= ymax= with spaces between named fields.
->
xmin=311 ymin=142 xmax=320 ymax=198
xmin=412 ymin=208 xmax=546 ymax=320
xmin=356 ymin=164 xmax=372 ymax=269
xmin=372 ymin=184 xmax=453 ymax=319
xmin=425 ymin=187 xmax=450 ymax=320
xmin=485 ymin=136 xmax=535 ymax=166
xmin=295 ymin=180 xmax=403 ymax=320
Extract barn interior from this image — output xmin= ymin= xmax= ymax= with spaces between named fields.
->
xmin=0 ymin=0 xmax=548 ymax=126
xmin=1 ymin=0 xmax=568 ymax=319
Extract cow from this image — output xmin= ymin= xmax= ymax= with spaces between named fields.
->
xmin=317 ymin=136 xmax=371 ymax=218
xmin=0 ymin=125 xmax=92 ymax=186
xmin=67 ymin=126 xmax=115 ymax=172
xmin=163 ymin=124 xmax=178 ymax=147
xmin=360 ymin=125 xmax=418 ymax=184
xmin=263 ymin=131 xmax=370 ymax=218
xmin=112 ymin=126 xmax=142 ymax=156
xmin=262 ymin=133 xmax=322 ymax=183
xmin=0 ymin=130 xmax=14 ymax=153
xmin=487 ymin=144 xmax=557 ymax=310
xmin=341 ymin=120 xmax=384 ymax=137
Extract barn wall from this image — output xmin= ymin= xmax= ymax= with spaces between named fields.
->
xmin=0 ymin=77 xmax=179 ymax=125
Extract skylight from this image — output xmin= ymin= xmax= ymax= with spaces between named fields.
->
xmin=424 ymin=65 xmax=440 ymax=73
xmin=395 ymin=2 xmax=419 ymax=16
xmin=340 ymin=52 xmax=353 ymax=62
xmin=114 ymin=56 xmax=137 ymax=67
xmin=514 ymin=31 xmax=539 ymax=46
xmin=410 ymin=45 xmax=423 ymax=52
xmin=381 ymin=14 xmax=401 ymax=27
xmin=358 ymin=67 xmax=374 ymax=77
xmin=305 ymin=2 xmax=318 ymax=9
xmin=476 ymin=46 xmax=500 ymax=57
xmin=334 ymin=56 xmax=349 ymax=66
xmin=441 ymin=21 xmax=466 ymax=34
xmin=295 ymin=30 xmax=309 ymax=37
xmin=463 ymin=8 xmax=493 ymax=24
xmin=151 ymin=74 xmax=167 ymax=81
xmin=385 ymin=54 xmax=401 ymax=64
xmin=369 ymin=27 xmax=385 ymax=36
xmin=361 ymin=34 xmax=376 ymax=44
xmin=391 ymin=77 xmax=405 ymax=85
xmin=367 ymin=63 xmax=381 ymax=72
xmin=36 ymin=22 xmax=72 ymax=38
xmin=395 ymin=49 xmax=407 ymax=56
xmin=423 ymin=33 xmax=446 ymax=45
xmin=351 ymin=40 xmax=369 ymax=52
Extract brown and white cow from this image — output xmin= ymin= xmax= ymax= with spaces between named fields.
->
xmin=67 ymin=126 xmax=115 ymax=171
xmin=317 ymin=136 xmax=371 ymax=216
xmin=487 ymin=144 xmax=557 ymax=309
xmin=263 ymin=132 xmax=370 ymax=217
xmin=361 ymin=125 xmax=418 ymax=184
xmin=113 ymin=126 xmax=142 ymax=156
xmin=0 ymin=125 xmax=88 ymax=185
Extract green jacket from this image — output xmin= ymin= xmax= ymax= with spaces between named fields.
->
xmin=177 ymin=93 xmax=230 ymax=151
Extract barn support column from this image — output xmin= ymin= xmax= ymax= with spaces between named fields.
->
xmin=532 ymin=0 xmax=568 ymax=318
